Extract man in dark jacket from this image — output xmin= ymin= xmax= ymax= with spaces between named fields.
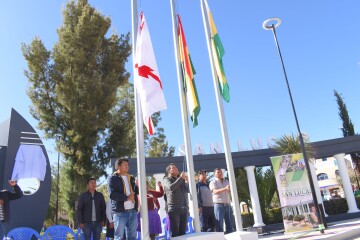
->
xmin=108 ymin=158 xmax=138 ymax=240
xmin=0 ymin=180 xmax=23 ymax=238
xmin=196 ymin=170 xmax=215 ymax=232
xmin=163 ymin=163 xmax=189 ymax=238
xmin=77 ymin=178 xmax=106 ymax=240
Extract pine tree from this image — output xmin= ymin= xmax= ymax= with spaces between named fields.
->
xmin=96 ymin=83 xmax=175 ymax=160
xmin=334 ymin=90 xmax=360 ymax=173
xmin=22 ymin=0 xmax=131 ymax=220
xmin=334 ymin=90 xmax=355 ymax=137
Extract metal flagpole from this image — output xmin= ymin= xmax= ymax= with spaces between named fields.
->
xmin=263 ymin=17 xmax=325 ymax=234
xmin=200 ymin=0 xmax=243 ymax=231
xmin=169 ymin=0 xmax=201 ymax=232
xmin=131 ymin=0 xmax=150 ymax=239
xmin=55 ymin=149 xmax=60 ymax=225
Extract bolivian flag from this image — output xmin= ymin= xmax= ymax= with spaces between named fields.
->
xmin=204 ymin=0 xmax=230 ymax=102
xmin=178 ymin=15 xmax=201 ymax=127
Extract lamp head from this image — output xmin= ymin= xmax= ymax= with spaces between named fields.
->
xmin=263 ymin=17 xmax=281 ymax=30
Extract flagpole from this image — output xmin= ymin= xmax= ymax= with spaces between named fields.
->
xmin=170 ymin=0 xmax=201 ymax=232
xmin=200 ymin=0 xmax=243 ymax=231
xmin=131 ymin=1 xmax=150 ymax=239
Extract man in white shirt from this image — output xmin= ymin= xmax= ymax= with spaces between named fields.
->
xmin=108 ymin=158 xmax=138 ymax=240
xmin=209 ymin=168 xmax=233 ymax=234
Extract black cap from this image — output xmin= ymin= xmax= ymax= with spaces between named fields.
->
xmin=198 ymin=170 xmax=207 ymax=174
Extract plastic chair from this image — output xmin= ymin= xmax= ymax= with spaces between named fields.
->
xmin=41 ymin=225 xmax=76 ymax=240
xmin=155 ymin=216 xmax=171 ymax=240
xmin=6 ymin=227 xmax=40 ymax=240
xmin=77 ymin=227 xmax=84 ymax=240
xmin=186 ymin=216 xmax=194 ymax=234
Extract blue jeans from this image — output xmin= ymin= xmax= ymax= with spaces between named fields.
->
xmin=83 ymin=222 xmax=102 ymax=240
xmin=214 ymin=203 xmax=234 ymax=234
xmin=113 ymin=209 xmax=138 ymax=240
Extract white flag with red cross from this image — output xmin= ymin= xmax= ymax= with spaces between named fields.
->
xmin=134 ymin=12 xmax=167 ymax=135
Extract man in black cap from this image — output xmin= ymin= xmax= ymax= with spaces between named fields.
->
xmin=196 ymin=170 xmax=216 ymax=232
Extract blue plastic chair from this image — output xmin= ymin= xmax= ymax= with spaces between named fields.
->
xmin=6 ymin=227 xmax=40 ymax=240
xmin=155 ymin=216 xmax=171 ymax=240
xmin=155 ymin=215 xmax=194 ymax=239
xmin=77 ymin=227 xmax=85 ymax=240
xmin=186 ymin=216 xmax=194 ymax=234
xmin=42 ymin=225 xmax=76 ymax=240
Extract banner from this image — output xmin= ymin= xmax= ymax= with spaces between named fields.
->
xmin=271 ymin=153 xmax=318 ymax=232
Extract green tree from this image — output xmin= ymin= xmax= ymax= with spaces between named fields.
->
xmin=235 ymin=168 xmax=251 ymax=212
xmin=256 ymin=167 xmax=278 ymax=221
xmin=95 ymin=83 xmax=137 ymax=161
xmin=147 ymin=126 xmax=175 ymax=157
xmin=45 ymin=165 xmax=58 ymax=225
xmin=97 ymin=82 xmax=174 ymax=160
xmin=273 ymin=133 xmax=314 ymax=159
xmin=334 ymin=90 xmax=355 ymax=137
xmin=334 ymin=90 xmax=360 ymax=173
xmin=45 ymin=163 xmax=69 ymax=226
xmin=235 ymin=167 xmax=278 ymax=219
xmin=22 ymin=0 xmax=131 ymax=222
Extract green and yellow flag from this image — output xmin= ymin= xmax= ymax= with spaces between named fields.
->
xmin=204 ymin=0 xmax=230 ymax=102
xmin=178 ymin=15 xmax=201 ymax=127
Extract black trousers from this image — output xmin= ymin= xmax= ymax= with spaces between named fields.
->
xmin=168 ymin=208 xmax=188 ymax=237
xmin=0 ymin=222 xmax=4 ymax=239
xmin=200 ymin=206 xmax=216 ymax=232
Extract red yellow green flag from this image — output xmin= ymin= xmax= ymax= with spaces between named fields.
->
xmin=178 ymin=15 xmax=201 ymax=127
xmin=204 ymin=0 xmax=230 ymax=102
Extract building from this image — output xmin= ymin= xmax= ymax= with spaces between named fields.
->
xmin=314 ymin=155 xmax=357 ymax=200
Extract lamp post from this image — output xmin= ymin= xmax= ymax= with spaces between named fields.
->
xmin=263 ymin=17 xmax=325 ymax=233
xmin=55 ymin=148 xmax=60 ymax=225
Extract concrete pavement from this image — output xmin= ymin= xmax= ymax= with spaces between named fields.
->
xmin=258 ymin=218 xmax=360 ymax=240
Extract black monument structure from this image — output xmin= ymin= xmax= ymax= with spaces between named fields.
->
xmin=0 ymin=108 xmax=51 ymax=233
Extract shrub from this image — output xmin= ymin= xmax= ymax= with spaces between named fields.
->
xmin=293 ymin=214 xmax=305 ymax=222
xmin=240 ymin=208 xmax=283 ymax=227
xmin=241 ymin=212 xmax=254 ymax=228
xmin=288 ymin=215 xmax=294 ymax=221
xmin=323 ymin=198 xmax=348 ymax=215
xmin=265 ymin=208 xmax=283 ymax=224
xmin=356 ymin=196 xmax=360 ymax=208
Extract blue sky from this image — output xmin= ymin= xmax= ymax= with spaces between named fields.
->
xmin=1 ymin=0 xmax=360 ymax=167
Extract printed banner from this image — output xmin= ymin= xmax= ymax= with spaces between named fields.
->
xmin=271 ymin=153 xmax=318 ymax=232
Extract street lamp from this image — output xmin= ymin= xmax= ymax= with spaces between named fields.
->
xmin=263 ymin=17 xmax=325 ymax=233
xmin=55 ymin=144 xmax=60 ymax=225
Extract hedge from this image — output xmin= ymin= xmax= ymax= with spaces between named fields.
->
xmin=323 ymin=196 xmax=360 ymax=215
xmin=240 ymin=197 xmax=360 ymax=228
xmin=241 ymin=208 xmax=283 ymax=228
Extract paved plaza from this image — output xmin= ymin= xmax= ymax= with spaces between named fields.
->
xmin=258 ymin=218 xmax=360 ymax=240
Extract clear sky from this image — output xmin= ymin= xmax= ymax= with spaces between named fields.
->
xmin=1 ymin=0 xmax=360 ymax=167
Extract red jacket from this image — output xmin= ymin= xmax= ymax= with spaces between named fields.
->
xmin=138 ymin=186 xmax=164 ymax=210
